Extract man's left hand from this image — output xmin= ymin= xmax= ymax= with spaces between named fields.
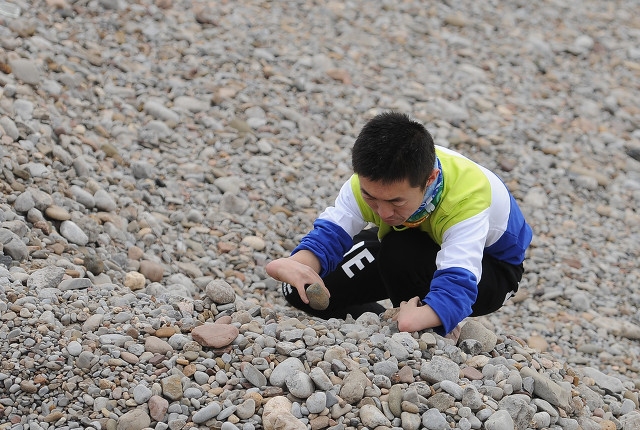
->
xmin=392 ymin=296 xmax=442 ymax=333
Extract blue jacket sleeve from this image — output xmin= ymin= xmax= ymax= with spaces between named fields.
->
xmin=422 ymin=267 xmax=477 ymax=336
xmin=292 ymin=219 xmax=353 ymax=278
xmin=485 ymin=193 xmax=532 ymax=265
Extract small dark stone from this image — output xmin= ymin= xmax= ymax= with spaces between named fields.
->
xmin=12 ymin=168 xmax=30 ymax=180
xmin=194 ymin=9 xmax=218 ymax=26
xmin=459 ymin=339 xmax=483 ymax=355
xmin=149 ymin=354 xmax=166 ymax=366
xmin=0 ymin=255 xmax=13 ymax=268
xmin=626 ymin=148 xmax=640 ymax=162
xmin=83 ymin=254 xmax=104 ymax=275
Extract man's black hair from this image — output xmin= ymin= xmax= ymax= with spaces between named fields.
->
xmin=352 ymin=112 xmax=436 ymax=189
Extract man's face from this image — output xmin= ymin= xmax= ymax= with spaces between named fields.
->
xmin=359 ymin=176 xmax=429 ymax=226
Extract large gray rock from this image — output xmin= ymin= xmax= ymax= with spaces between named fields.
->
xmin=421 ymin=408 xmax=448 ymax=430
xmin=520 ymin=366 xmax=571 ymax=409
xmin=205 ymin=279 xmax=236 ymax=304
xmin=339 ymin=368 xmax=370 ymax=404
xmin=458 ymin=320 xmax=498 ymax=352
xmin=27 ymin=266 xmax=66 ymax=290
xmin=285 ymin=370 xmax=315 ymax=399
xmin=116 ymin=408 xmax=151 ymax=430
xmin=359 ymin=404 xmax=391 ymax=428
xmin=0 ymin=228 xmax=28 ymax=261
xmin=420 ymin=355 xmax=460 ymax=384
xmin=269 ymin=357 xmax=305 ymax=387
xmin=13 ymin=191 xmax=35 ymax=213
xmin=485 ymin=410 xmax=515 ymax=430
xmin=498 ymin=394 xmax=536 ymax=430
xmin=579 ymin=367 xmax=625 ymax=393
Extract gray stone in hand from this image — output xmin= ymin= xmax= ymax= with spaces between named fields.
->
xmin=306 ymin=283 xmax=329 ymax=310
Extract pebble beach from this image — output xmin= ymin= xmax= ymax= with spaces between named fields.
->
xmin=1 ymin=0 xmax=640 ymax=429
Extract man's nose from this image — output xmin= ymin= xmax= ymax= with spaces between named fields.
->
xmin=377 ymin=203 xmax=394 ymax=218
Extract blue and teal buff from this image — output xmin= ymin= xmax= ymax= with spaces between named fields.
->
xmin=396 ymin=157 xmax=443 ymax=229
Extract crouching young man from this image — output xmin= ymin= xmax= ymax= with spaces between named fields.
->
xmin=266 ymin=112 xmax=532 ymax=336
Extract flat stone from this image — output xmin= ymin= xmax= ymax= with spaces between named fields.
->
xmin=139 ymin=260 xmax=164 ymax=282
xmin=93 ymin=189 xmax=117 ymax=211
xmin=579 ymin=367 xmax=625 ymax=393
xmin=44 ymin=411 xmax=65 ymax=423
xmin=148 ymin=395 xmax=168 ymax=421
xmin=161 ymin=375 xmax=183 ymax=401
xmin=0 ymin=117 xmax=19 ymax=140
xmin=144 ymin=100 xmax=180 ymax=123
xmin=58 ymin=278 xmax=93 ymax=291
xmin=360 ymin=404 xmax=391 ymax=428
xmin=461 ymin=366 xmax=484 ymax=380
xmin=241 ymin=235 xmax=266 ymax=251
xmin=66 ymin=341 xmax=82 ymax=356
xmin=305 ymin=392 xmax=326 ymax=414
xmin=83 ymin=314 xmax=105 ymax=332
xmin=120 ymin=351 xmax=139 ymax=364
xmin=388 ymin=384 xmax=403 ymax=417
xmin=527 ymin=335 xmax=549 ymax=352
xmin=60 ymin=220 xmax=89 ymax=246
xmin=9 ymin=58 xmax=41 ymax=85
xmin=133 ymin=385 xmax=152 ymax=404
xmin=144 ymin=336 xmax=173 ymax=355
xmin=191 ymin=323 xmax=239 ymax=348
xmin=154 ymin=326 xmax=177 ymax=338
xmin=44 ymin=205 xmax=71 ymax=221
xmin=192 ymin=402 xmax=222 ymax=424
xmin=174 ymin=95 xmax=210 ymax=113
xmin=235 ymin=398 xmax=256 ymax=419
xmin=520 ymin=366 xmax=570 ymax=409
xmin=242 ymin=362 xmax=267 ymax=388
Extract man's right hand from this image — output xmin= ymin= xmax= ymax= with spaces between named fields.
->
xmin=265 ymin=251 xmax=329 ymax=304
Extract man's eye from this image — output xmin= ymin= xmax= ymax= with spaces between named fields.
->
xmin=392 ymin=201 xmax=406 ymax=207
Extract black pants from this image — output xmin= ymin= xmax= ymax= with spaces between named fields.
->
xmin=283 ymin=228 xmax=524 ymax=320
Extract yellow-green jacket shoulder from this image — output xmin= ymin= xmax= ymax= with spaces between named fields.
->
xmin=350 ymin=146 xmax=492 ymax=244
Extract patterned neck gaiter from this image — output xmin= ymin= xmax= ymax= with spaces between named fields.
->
xmin=398 ymin=157 xmax=443 ymax=229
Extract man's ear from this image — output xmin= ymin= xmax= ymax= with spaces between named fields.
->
xmin=426 ymin=168 xmax=440 ymax=187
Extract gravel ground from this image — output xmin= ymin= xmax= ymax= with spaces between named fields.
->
xmin=1 ymin=0 xmax=639 ymax=429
